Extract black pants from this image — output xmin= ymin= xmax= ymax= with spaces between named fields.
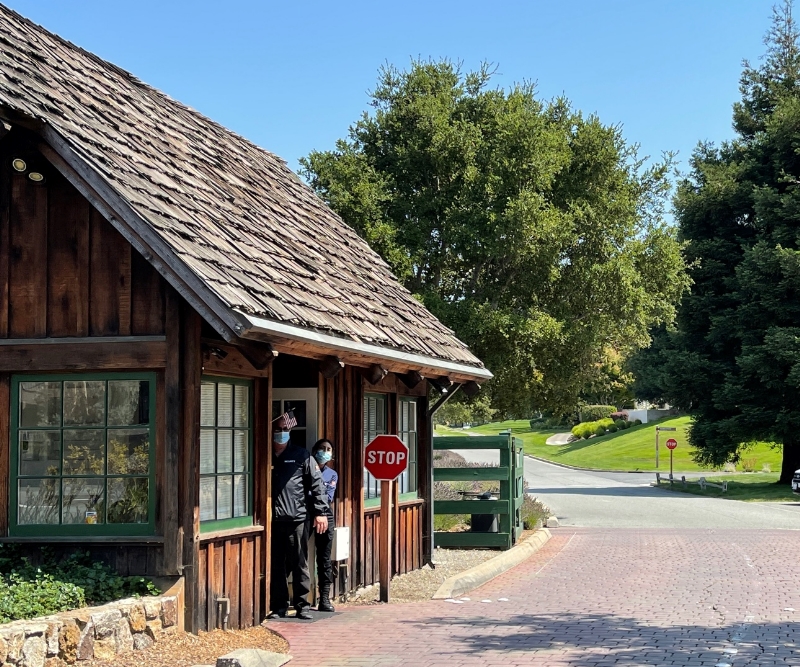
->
xmin=315 ymin=511 xmax=335 ymax=593
xmin=270 ymin=520 xmax=310 ymax=611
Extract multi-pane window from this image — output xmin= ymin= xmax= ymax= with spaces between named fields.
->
xmin=398 ymin=398 xmax=418 ymax=495
xmin=199 ymin=378 xmax=252 ymax=530
xmin=11 ymin=374 xmax=155 ymax=536
xmin=363 ymin=394 xmax=387 ymax=501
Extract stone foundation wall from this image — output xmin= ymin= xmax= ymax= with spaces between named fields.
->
xmin=0 ymin=591 xmax=181 ymax=667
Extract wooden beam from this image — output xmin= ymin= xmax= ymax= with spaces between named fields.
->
xmin=180 ymin=303 xmax=202 ymax=633
xmin=0 ymin=339 xmax=166 ymax=371
xmin=0 ymin=374 xmax=9 ymax=536
xmin=201 ymin=339 xmax=270 ymax=378
xmin=162 ymin=289 xmax=181 ymax=575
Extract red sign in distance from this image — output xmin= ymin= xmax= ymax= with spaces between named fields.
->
xmin=666 ymin=438 xmax=678 ymax=450
xmin=364 ymin=435 xmax=409 ymax=481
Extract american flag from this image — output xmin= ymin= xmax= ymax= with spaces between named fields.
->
xmin=274 ymin=410 xmax=297 ymax=429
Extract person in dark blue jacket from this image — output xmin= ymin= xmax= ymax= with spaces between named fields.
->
xmin=312 ymin=438 xmax=338 ymax=612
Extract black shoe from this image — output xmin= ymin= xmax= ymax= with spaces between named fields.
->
xmin=266 ymin=608 xmax=287 ymax=619
xmin=295 ymin=606 xmax=314 ymax=620
xmin=317 ymin=596 xmax=335 ymax=612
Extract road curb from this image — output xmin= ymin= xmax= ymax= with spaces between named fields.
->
xmin=432 ymin=528 xmax=552 ymax=599
xmin=524 ymin=454 xmax=644 ymax=474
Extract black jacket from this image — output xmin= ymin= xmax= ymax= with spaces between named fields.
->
xmin=272 ymin=443 xmax=328 ymax=522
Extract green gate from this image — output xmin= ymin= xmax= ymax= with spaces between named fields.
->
xmin=433 ymin=435 xmax=524 ymax=549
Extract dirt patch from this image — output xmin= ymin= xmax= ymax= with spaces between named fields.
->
xmin=345 ymin=538 xmax=538 ymax=604
xmin=72 ymin=626 xmax=288 ymax=667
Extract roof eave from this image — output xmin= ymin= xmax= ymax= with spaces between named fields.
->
xmin=236 ymin=311 xmax=493 ymax=383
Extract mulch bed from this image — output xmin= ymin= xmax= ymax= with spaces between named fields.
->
xmin=75 ymin=626 xmax=288 ymax=667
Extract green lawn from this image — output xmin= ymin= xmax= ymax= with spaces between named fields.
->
xmin=439 ymin=416 xmax=783 ymax=473
xmin=658 ymin=472 xmax=798 ymax=502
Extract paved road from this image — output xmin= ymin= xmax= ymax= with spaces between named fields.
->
xmin=273 ymin=528 xmax=800 ymax=665
xmin=450 ymin=448 xmax=800 ymax=529
xmin=272 ymin=452 xmax=800 ymax=665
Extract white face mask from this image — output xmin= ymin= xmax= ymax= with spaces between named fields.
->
xmin=273 ymin=431 xmax=290 ymax=445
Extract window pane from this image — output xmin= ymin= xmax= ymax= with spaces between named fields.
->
xmin=107 ymin=478 xmax=148 ymax=524
xmin=234 ymin=385 xmax=249 ymax=427
xmin=20 ymin=382 xmax=61 ymax=427
xmin=201 ymin=383 xmax=215 ymax=427
xmin=63 ymin=429 xmax=105 ymax=475
xmin=272 ymin=400 xmax=281 ymax=421
xmin=217 ymin=430 xmax=232 ymax=473
xmin=62 ymin=477 xmax=105 ymax=524
xmin=284 ymin=400 xmax=306 ymax=428
xmin=200 ymin=430 xmax=215 ymax=474
xmin=19 ymin=431 xmax=60 ymax=476
xmin=234 ymin=430 xmax=247 ymax=472
xmin=18 ymin=478 xmax=60 ymax=525
xmin=216 ymin=475 xmax=232 ymax=519
xmin=108 ymin=381 xmax=149 ymax=426
xmin=107 ymin=429 xmax=149 ymax=475
xmin=233 ymin=474 xmax=247 ymax=517
xmin=217 ymin=384 xmax=233 ymax=427
xmin=199 ymin=477 xmax=215 ymax=521
xmin=63 ymin=381 xmax=105 ymax=426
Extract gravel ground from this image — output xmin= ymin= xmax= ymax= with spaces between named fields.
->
xmin=345 ymin=536 xmax=533 ymax=604
xmin=78 ymin=626 xmax=289 ymax=667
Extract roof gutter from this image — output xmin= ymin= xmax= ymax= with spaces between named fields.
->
xmin=235 ymin=311 xmax=493 ymax=381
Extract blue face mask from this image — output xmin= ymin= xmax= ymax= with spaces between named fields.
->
xmin=273 ymin=431 xmax=290 ymax=445
xmin=315 ymin=451 xmax=332 ymax=465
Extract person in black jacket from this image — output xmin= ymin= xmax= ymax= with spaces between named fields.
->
xmin=268 ymin=413 xmax=329 ymax=620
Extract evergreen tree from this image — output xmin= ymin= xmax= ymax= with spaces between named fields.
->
xmin=630 ymin=1 xmax=800 ymax=482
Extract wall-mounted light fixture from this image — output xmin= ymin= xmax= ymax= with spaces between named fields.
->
xmin=11 ymin=158 xmax=26 ymax=172
xmin=28 ymin=172 xmax=44 ymax=183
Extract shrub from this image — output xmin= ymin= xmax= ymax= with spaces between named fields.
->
xmin=614 ymin=419 xmax=626 ymax=430
xmin=609 ymin=411 xmax=628 ymax=422
xmin=634 ymin=419 xmax=642 ymax=425
xmin=607 ymin=424 xmax=618 ymax=433
xmin=741 ymin=457 xmax=758 ymax=473
xmin=520 ymin=495 xmax=550 ymax=530
xmin=581 ymin=405 xmax=616 ymax=422
xmin=0 ymin=546 xmax=159 ymax=623
xmin=597 ymin=418 xmax=614 ymax=430
xmin=594 ymin=424 xmax=607 ymax=437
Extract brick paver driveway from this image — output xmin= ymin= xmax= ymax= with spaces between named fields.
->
xmin=271 ymin=528 xmax=800 ymax=666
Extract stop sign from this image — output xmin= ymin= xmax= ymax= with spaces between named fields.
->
xmin=666 ymin=438 xmax=678 ymax=450
xmin=364 ymin=435 xmax=408 ymax=481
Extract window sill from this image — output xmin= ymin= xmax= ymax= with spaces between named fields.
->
xmin=0 ymin=535 xmax=164 ymax=544
xmin=199 ymin=524 xmax=265 ymax=543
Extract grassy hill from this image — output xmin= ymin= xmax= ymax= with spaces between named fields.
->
xmin=435 ymin=416 xmax=782 ymax=473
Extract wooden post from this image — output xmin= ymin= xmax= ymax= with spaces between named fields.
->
xmin=379 ymin=479 xmax=393 ymax=603
xmin=655 ymin=427 xmax=660 ymax=469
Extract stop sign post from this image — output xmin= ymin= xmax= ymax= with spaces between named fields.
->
xmin=364 ymin=435 xmax=409 ymax=602
xmin=666 ymin=438 xmax=678 ymax=479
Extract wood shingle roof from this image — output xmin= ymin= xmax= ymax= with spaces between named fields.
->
xmin=0 ymin=5 xmax=488 ymax=375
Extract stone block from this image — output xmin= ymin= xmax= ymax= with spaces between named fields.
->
xmin=92 ymin=637 xmax=116 ymax=662
xmin=216 ymin=649 xmax=292 ymax=667
xmin=75 ymin=623 xmax=94 ymax=662
xmin=114 ymin=618 xmax=133 ymax=655
xmin=23 ymin=625 xmax=48 ymax=638
xmin=6 ymin=630 xmax=25 ymax=664
xmin=0 ymin=634 xmax=8 ymax=664
xmin=144 ymin=620 xmax=162 ymax=642
xmin=127 ymin=605 xmax=146 ymax=633
xmin=45 ymin=623 xmax=61 ymax=657
xmin=545 ymin=516 xmax=560 ymax=528
xmin=142 ymin=600 xmax=161 ymax=620
xmin=90 ymin=610 xmax=121 ymax=640
xmin=58 ymin=624 xmax=80 ymax=665
xmin=131 ymin=633 xmax=153 ymax=652
xmin=20 ymin=637 xmax=46 ymax=667
xmin=45 ymin=658 xmax=63 ymax=667
xmin=160 ymin=598 xmax=177 ymax=628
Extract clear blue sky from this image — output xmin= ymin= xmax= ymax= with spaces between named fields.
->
xmin=6 ymin=0 xmax=776 ymax=181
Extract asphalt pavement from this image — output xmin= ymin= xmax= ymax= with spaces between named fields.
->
xmin=449 ymin=448 xmax=800 ymax=529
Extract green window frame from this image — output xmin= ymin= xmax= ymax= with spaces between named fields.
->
xmin=199 ymin=376 xmax=254 ymax=533
xmin=10 ymin=373 xmax=156 ymax=537
xmin=398 ymin=397 xmax=419 ymax=500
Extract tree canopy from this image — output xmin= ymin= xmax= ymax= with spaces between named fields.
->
xmin=301 ymin=60 xmax=688 ymax=417
xmin=627 ymin=1 xmax=800 ymax=482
